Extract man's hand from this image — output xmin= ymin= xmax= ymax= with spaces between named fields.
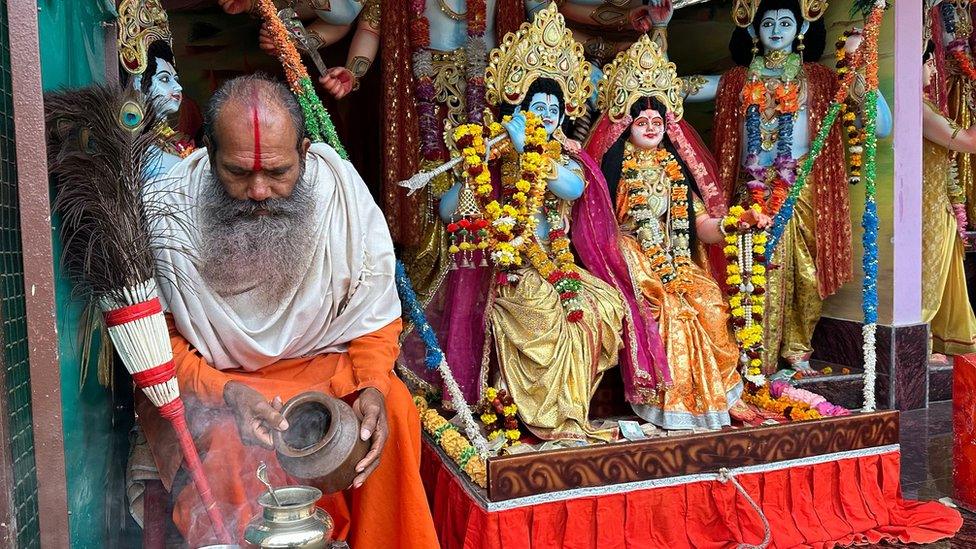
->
xmin=223 ymin=381 xmax=289 ymax=449
xmin=217 ymin=0 xmax=255 ymax=15
xmin=350 ymin=387 xmax=388 ymax=489
xmin=258 ymin=24 xmax=279 ymax=55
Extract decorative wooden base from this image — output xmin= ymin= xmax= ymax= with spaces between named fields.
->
xmin=474 ymin=411 xmax=899 ymax=502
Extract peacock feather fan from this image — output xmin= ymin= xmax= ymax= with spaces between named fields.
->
xmin=45 ymin=84 xmax=177 ymax=305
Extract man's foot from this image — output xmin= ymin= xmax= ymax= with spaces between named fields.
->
xmin=930 ymin=353 xmax=950 ymax=366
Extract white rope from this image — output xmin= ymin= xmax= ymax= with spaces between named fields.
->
xmin=717 ymin=468 xmax=772 ymax=549
xmin=437 ymin=358 xmax=491 ymax=456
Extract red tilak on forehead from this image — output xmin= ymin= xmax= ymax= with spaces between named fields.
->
xmin=251 ymin=106 xmax=262 ymax=172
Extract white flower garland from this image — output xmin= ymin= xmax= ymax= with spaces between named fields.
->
xmin=862 ymin=323 xmax=877 ymax=411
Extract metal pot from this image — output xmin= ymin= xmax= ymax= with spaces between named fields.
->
xmin=273 ymin=391 xmax=368 ymax=494
xmin=243 ymin=485 xmax=333 ymax=548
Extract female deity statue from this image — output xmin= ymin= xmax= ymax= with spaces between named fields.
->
xmin=927 ymin=0 xmax=976 ymax=229
xmin=667 ymin=0 xmax=892 ymax=374
xmin=923 ymin=40 xmax=976 ymax=357
xmin=118 ymin=0 xmax=194 ymax=178
xmin=585 ymin=36 xmax=766 ymax=429
xmin=418 ymin=5 xmax=667 ymax=441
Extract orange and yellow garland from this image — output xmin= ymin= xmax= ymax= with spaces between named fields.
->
xmin=415 ymin=395 xmax=488 ymax=488
xmin=743 ymin=385 xmax=822 ymax=421
xmin=621 ymin=145 xmax=693 ymax=295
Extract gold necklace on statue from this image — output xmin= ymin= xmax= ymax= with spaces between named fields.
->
xmin=763 ymin=49 xmax=789 ymax=70
xmin=437 ymin=0 xmax=467 ymax=20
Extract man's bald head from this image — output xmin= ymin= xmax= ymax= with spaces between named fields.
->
xmin=203 ymin=75 xmax=310 ymax=202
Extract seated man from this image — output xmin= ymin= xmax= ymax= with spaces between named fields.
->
xmin=142 ymin=74 xmax=438 ymax=547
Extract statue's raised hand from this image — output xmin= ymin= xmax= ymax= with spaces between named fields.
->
xmin=504 ymin=109 xmax=528 ymax=153
xmin=630 ymin=0 xmax=673 ymax=33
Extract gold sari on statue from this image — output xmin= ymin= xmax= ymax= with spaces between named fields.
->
xmin=492 ymin=263 xmax=624 ymax=442
xmin=922 ymin=137 xmax=976 ymax=355
xmin=616 ymin=170 xmax=742 ymax=430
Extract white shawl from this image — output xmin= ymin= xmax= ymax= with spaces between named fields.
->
xmin=150 ymin=143 xmax=400 ymax=371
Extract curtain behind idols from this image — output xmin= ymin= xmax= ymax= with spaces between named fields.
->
xmin=381 ymin=0 xmax=422 ymax=246
xmin=495 ymin=0 xmax=528 ymax=43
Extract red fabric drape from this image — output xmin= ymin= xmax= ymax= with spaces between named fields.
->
xmin=380 ymin=0 xmax=422 ymax=246
xmin=421 ymin=443 xmax=962 ymax=549
xmin=954 ymin=354 xmax=976 ymax=510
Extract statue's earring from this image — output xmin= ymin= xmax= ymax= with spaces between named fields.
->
xmin=751 ymin=36 xmax=760 ymax=56
xmin=797 ymin=33 xmax=806 ymax=52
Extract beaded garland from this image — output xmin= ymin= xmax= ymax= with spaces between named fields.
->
xmin=621 ymin=145 xmax=693 ymax=295
xmin=722 ymin=205 xmax=767 ymax=381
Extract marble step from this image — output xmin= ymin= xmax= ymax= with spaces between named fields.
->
xmin=928 ymin=361 xmax=953 ymax=403
xmin=792 ymin=359 xmax=866 ymax=411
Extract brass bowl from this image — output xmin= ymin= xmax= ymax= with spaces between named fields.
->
xmin=273 ymin=391 xmax=368 ymax=494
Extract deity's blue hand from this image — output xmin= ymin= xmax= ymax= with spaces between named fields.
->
xmin=504 ymin=110 xmax=528 ymax=153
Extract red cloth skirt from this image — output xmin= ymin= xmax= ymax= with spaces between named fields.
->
xmin=421 ymin=442 xmax=961 ymax=548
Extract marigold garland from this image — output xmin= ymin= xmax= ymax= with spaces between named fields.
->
xmin=723 ymin=205 xmax=767 ymax=381
xmin=836 ymin=31 xmax=865 ymax=186
xmin=478 ymin=112 xmax=556 ymax=269
xmin=742 ymin=385 xmax=822 ymax=421
xmin=950 ymin=41 xmax=976 ymax=80
xmin=477 ymin=387 xmax=521 ymax=445
xmin=621 ymin=145 xmax=693 ymax=295
xmin=742 ymin=53 xmax=801 ymax=219
xmin=415 ymin=395 xmax=487 ymax=487
xmin=255 ymin=0 xmax=346 ymax=157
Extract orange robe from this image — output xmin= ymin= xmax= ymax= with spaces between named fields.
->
xmin=146 ymin=317 xmax=439 ymax=548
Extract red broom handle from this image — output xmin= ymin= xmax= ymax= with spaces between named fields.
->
xmin=159 ymin=399 xmax=234 ymax=544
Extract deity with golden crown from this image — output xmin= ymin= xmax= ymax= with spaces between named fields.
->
xmin=585 ymin=36 xmax=767 ymax=428
xmin=404 ymin=5 xmax=665 ymax=443
xmin=662 ymin=0 xmax=892 ymax=375
xmin=118 ymin=0 xmax=195 ymax=176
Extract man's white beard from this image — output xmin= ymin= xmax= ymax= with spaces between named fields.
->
xmin=197 ymin=168 xmax=317 ymax=310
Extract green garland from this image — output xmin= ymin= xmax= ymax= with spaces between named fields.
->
xmin=297 ymin=76 xmax=348 ymax=158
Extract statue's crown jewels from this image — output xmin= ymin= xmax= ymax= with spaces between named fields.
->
xmin=485 ymin=4 xmax=592 ymax=119
xmin=597 ymin=35 xmax=683 ymax=123
xmin=118 ymin=0 xmax=173 ymax=75
xmin=732 ymin=0 xmax=828 ymax=27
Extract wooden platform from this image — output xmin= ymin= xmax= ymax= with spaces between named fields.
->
xmin=474 ymin=410 xmax=899 ymax=502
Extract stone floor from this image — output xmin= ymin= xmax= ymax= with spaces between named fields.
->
xmin=850 ymin=400 xmax=975 ymax=548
